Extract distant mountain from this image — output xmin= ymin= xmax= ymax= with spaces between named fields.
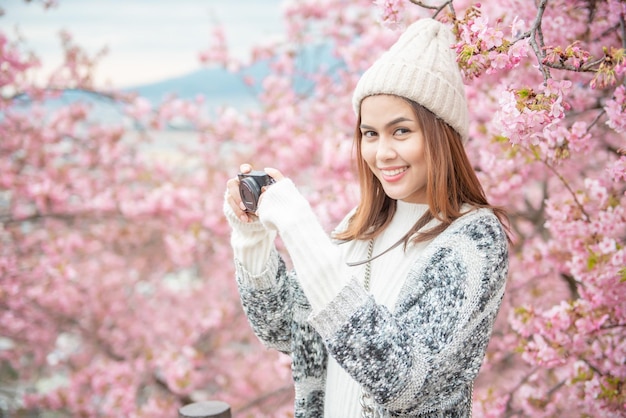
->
xmin=124 ymin=63 xmax=269 ymax=108
xmin=10 ymin=42 xmax=345 ymax=122
xmin=124 ymin=42 xmax=344 ymax=107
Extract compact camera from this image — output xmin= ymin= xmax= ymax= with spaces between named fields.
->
xmin=238 ymin=171 xmax=275 ymax=212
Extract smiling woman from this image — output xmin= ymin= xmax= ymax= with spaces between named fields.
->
xmin=2 ymin=0 xmax=283 ymax=87
xmin=223 ymin=17 xmax=511 ymax=417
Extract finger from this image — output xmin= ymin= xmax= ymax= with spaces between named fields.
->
xmin=226 ymin=177 xmax=251 ymax=222
xmin=226 ymin=178 xmax=240 ymax=203
xmin=228 ymin=176 xmax=250 ymax=212
xmin=240 ymin=163 xmax=253 ymax=174
xmin=264 ymin=167 xmax=284 ymax=181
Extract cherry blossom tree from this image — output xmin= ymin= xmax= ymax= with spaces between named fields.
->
xmin=1 ymin=3 xmax=293 ymax=417
xmin=1 ymin=0 xmax=625 ymax=417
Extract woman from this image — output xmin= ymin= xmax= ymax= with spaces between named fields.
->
xmin=224 ymin=18 xmax=510 ymax=417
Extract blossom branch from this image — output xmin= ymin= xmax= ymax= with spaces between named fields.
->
xmin=621 ymin=14 xmax=626 ymax=50
xmin=512 ymin=142 xmax=591 ymax=221
xmin=600 ymin=323 xmax=626 ymax=330
xmin=0 ymin=208 xmax=132 ymax=228
xmin=235 ymin=385 xmax=294 ymax=414
xmin=540 ymin=157 xmax=590 ymax=221
xmin=6 ymin=87 xmax=131 ymax=105
xmin=504 ymin=366 xmax=541 ymax=414
xmin=581 ymin=358 xmax=605 ymax=377
xmin=560 ymin=273 xmax=581 ymax=300
xmin=521 ymin=0 xmax=550 ymax=81
xmin=408 ymin=0 xmax=455 ymax=19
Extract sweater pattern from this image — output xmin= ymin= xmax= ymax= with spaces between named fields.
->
xmin=234 ymin=208 xmax=508 ymax=417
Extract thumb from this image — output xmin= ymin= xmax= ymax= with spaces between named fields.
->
xmin=264 ymin=167 xmax=285 ymax=181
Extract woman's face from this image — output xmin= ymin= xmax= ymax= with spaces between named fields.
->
xmin=360 ymin=94 xmax=428 ymax=204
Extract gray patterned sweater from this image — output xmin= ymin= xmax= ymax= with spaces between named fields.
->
xmin=226 ymin=179 xmax=509 ymax=417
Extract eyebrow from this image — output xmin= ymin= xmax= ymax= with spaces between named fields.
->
xmin=360 ymin=116 xmax=414 ymax=130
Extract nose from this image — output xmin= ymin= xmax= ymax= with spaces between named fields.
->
xmin=376 ymin=137 xmax=397 ymax=161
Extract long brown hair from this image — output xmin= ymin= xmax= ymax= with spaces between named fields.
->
xmin=334 ymin=96 xmax=510 ymax=245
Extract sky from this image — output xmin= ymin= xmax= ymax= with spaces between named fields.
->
xmin=3 ymin=0 xmax=285 ymax=87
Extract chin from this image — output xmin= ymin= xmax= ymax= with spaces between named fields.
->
xmin=386 ymin=189 xmax=427 ymax=204
xmin=383 ymin=189 xmax=408 ymax=201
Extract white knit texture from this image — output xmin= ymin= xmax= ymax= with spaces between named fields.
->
xmin=257 ymin=179 xmax=347 ymax=312
xmin=352 ymin=18 xmax=469 ymax=142
xmin=223 ymin=194 xmax=276 ymax=275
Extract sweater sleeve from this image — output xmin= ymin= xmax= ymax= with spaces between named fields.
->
xmin=257 ymin=179 xmax=351 ymax=313
xmin=223 ymin=191 xmax=296 ymax=352
xmin=233 ymin=250 xmax=296 ymax=354
xmin=223 ymin=191 xmax=276 ymax=275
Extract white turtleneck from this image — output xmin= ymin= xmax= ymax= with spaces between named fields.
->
xmin=323 ymin=200 xmax=434 ymax=418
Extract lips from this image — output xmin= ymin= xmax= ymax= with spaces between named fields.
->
xmin=380 ymin=167 xmax=407 ymax=176
xmin=379 ymin=166 xmax=408 ymax=182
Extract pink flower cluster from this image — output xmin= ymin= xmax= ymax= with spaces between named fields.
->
xmin=605 ymin=85 xmax=626 ymax=133
xmin=455 ymin=6 xmax=529 ymax=79
xmin=493 ymin=79 xmax=580 ymax=160
xmin=198 ymin=26 xmax=231 ymax=69
xmin=374 ymin=0 xmax=406 ymax=28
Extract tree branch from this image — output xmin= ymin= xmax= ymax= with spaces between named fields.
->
xmin=560 ymin=273 xmax=581 ymax=299
xmin=600 ymin=323 xmax=626 ymax=330
xmin=540 ymin=157 xmax=590 ymax=221
xmin=234 ymin=384 xmax=293 ymax=414
xmin=6 ymin=87 xmax=130 ymax=105
xmin=504 ymin=366 xmax=541 ymax=414
xmin=408 ymin=0 xmax=455 ymax=19
xmin=525 ymin=0 xmax=550 ymax=82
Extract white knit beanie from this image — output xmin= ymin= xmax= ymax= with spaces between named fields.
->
xmin=352 ymin=18 xmax=469 ymax=142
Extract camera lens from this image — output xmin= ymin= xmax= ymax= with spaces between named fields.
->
xmin=239 ymin=177 xmax=262 ymax=212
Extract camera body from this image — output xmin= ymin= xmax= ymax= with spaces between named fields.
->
xmin=238 ymin=171 xmax=275 ymax=212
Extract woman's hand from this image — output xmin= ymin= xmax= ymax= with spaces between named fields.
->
xmin=226 ymin=163 xmax=254 ymax=223
xmin=225 ymin=164 xmax=284 ymax=223
xmin=262 ymin=167 xmax=284 ymax=182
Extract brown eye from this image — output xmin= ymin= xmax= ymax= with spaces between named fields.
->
xmin=394 ymin=128 xmax=410 ymax=136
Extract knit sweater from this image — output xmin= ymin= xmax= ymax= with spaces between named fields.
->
xmin=224 ymin=179 xmax=509 ymax=417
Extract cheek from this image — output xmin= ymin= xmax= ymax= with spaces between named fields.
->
xmin=401 ymin=142 xmax=425 ymax=164
xmin=360 ymin=143 xmax=376 ymax=166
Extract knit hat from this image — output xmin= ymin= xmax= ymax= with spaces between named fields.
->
xmin=352 ymin=18 xmax=469 ymax=142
